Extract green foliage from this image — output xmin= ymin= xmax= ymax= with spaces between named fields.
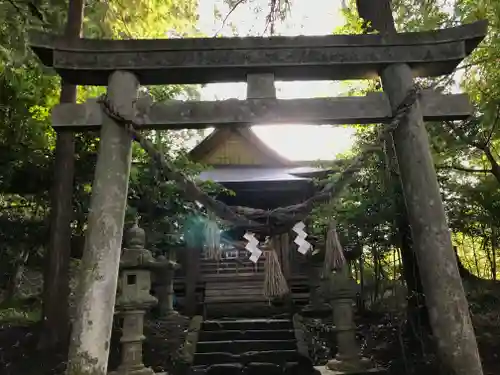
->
xmin=305 ymin=0 xmax=500 ymax=295
xmin=0 ymin=0 xmax=203 ymax=297
xmin=0 ymin=297 xmax=41 ymax=325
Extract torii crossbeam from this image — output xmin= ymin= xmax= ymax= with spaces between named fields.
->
xmin=52 ymin=90 xmax=471 ymax=130
xmin=30 ymin=21 xmax=486 ymax=85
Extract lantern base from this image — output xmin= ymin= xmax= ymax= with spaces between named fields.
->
xmin=301 ymin=302 xmax=331 ymax=318
xmin=109 ymin=366 xmax=156 ymax=375
xmin=320 ymin=356 xmax=384 ymax=374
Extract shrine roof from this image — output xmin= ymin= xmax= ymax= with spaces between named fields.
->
xmin=190 ymin=127 xmax=336 ymax=184
xmin=189 ymin=127 xmax=292 ymax=167
xmin=198 ymin=166 xmax=328 ymax=184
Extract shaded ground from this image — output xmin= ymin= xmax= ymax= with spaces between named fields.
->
xmin=360 ymin=286 xmax=500 ymax=375
xmin=0 ymin=314 xmax=190 ymax=375
xmin=358 ymin=311 xmax=500 ymax=375
xmin=0 ymin=292 xmax=499 ymax=375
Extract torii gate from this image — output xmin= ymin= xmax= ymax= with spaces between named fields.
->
xmin=29 ymin=18 xmax=487 ymax=375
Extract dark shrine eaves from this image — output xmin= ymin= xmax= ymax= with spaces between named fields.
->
xmin=29 ymin=21 xmax=487 ymax=86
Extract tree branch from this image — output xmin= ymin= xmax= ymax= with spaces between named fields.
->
xmin=435 ymin=164 xmax=492 ymax=174
xmin=214 ymin=0 xmax=246 ymax=37
xmin=482 ymin=147 xmax=500 ymax=182
xmin=483 ymin=103 xmax=500 ymax=147
xmin=445 ymin=120 xmax=484 ymax=149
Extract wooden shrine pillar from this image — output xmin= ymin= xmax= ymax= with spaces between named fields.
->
xmin=281 ymin=232 xmax=292 ymax=280
xmin=356 ymin=2 xmax=483 ymax=375
xmin=66 ymin=71 xmax=138 ymax=375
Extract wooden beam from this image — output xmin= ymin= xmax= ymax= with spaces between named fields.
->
xmin=52 ymin=91 xmax=471 ymax=130
xmin=29 ymin=21 xmax=487 ymax=86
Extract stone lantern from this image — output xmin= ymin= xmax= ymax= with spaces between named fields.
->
xmin=302 ymin=244 xmax=331 ymax=318
xmin=155 ymin=246 xmax=180 ymax=318
xmin=111 ymin=222 xmax=158 ymax=375
xmin=319 ymin=266 xmax=379 ymax=374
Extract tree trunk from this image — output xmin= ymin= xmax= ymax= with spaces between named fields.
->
xmin=356 ymin=0 xmax=396 ymax=33
xmin=385 ymin=135 xmax=429 ymax=324
xmin=40 ymin=0 xmax=85 ymax=349
xmin=370 ymin=247 xmax=381 ymax=303
xmin=492 ymin=227 xmax=497 ymax=281
xmin=5 ymin=249 xmax=29 ymax=301
xmin=358 ymin=254 xmax=365 ymax=311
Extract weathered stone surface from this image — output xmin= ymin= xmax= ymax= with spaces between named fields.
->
xmin=247 ymin=74 xmax=276 ymax=99
xmin=179 ymin=315 xmax=204 ymax=364
xmin=245 ymin=362 xmax=282 ymax=375
xmin=198 ymin=329 xmax=295 ymax=342
xmin=193 ymin=350 xmax=300 ymax=366
xmin=287 ymin=361 xmax=322 ymax=375
xmin=66 ymin=70 xmax=138 ymax=375
xmin=383 ymin=63 xmax=484 ymax=375
xmin=196 ymin=339 xmax=296 ymax=353
xmin=293 ymin=314 xmax=311 ymax=360
xmin=112 ymin=224 xmax=159 ymax=375
xmin=155 ymin=248 xmax=179 ymax=317
xmin=359 ymin=3 xmax=483 ymax=375
xmin=202 ymin=319 xmax=293 ymax=331
xmin=207 ymin=363 xmax=245 ymax=375
xmin=52 ymin=91 xmax=472 ymax=130
xmin=315 ymin=364 xmax=386 ymax=375
xmin=29 ymin=21 xmax=486 ymax=85
xmin=191 ymin=317 xmax=317 ymax=375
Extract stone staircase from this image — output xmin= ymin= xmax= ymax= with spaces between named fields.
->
xmin=190 ymin=318 xmax=316 ymax=375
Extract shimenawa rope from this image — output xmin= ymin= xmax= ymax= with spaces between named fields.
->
xmin=97 ymin=86 xmax=420 ymax=235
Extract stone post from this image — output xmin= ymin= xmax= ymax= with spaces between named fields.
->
xmin=356 ymin=3 xmax=483 ymax=374
xmin=307 ymin=261 xmax=323 ymax=308
xmin=156 ymin=246 xmax=180 ymax=317
xmin=323 ymin=267 xmax=374 ymax=374
xmin=302 ymin=249 xmax=330 ymax=317
xmin=111 ymin=223 xmax=158 ymax=375
xmin=246 ymin=73 xmax=276 ymax=99
xmin=66 ymin=70 xmax=138 ymax=375
xmin=382 ymin=64 xmax=482 ymax=375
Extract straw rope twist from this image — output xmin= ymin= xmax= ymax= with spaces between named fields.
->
xmin=97 ymin=85 xmax=420 ymax=236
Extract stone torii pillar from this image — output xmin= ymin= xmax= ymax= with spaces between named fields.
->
xmin=66 ymin=70 xmax=138 ymax=375
xmin=356 ymin=1 xmax=483 ymax=375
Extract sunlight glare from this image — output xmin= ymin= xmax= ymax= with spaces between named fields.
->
xmin=196 ymin=0 xmax=354 ymax=161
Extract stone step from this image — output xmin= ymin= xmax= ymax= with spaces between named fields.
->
xmin=200 ymin=266 xmax=263 ymax=273
xmin=192 ymin=349 xmax=301 ymax=366
xmin=202 ymin=319 xmax=292 ymax=331
xmin=196 ymin=339 xmax=297 ymax=354
xmin=190 ymin=362 xmax=282 ymax=375
xmin=190 ymin=361 xmax=315 ymax=375
xmin=199 ymin=329 xmax=295 ymax=342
